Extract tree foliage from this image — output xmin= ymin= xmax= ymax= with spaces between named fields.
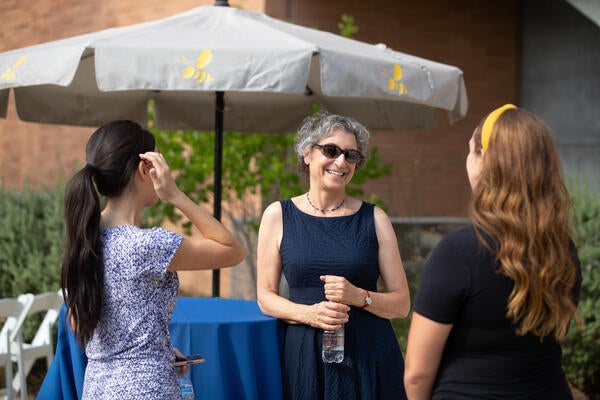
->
xmin=143 ymin=127 xmax=391 ymax=228
xmin=143 ymin=13 xmax=391 ymax=236
xmin=338 ymin=14 xmax=359 ymax=38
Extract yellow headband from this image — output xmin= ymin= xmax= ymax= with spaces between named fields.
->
xmin=481 ymin=104 xmax=517 ymax=151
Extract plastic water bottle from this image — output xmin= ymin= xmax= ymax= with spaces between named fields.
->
xmin=322 ymin=325 xmax=344 ymax=363
xmin=178 ymin=371 xmax=195 ymax=400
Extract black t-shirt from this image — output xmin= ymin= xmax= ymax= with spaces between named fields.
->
xmin=413 ymin=226 xmax=581 ymax=400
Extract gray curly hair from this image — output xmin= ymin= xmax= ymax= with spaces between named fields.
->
xmin=294 ymin=112 xmax=370 ymax=177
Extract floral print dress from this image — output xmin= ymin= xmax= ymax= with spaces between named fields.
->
xmin=82 ymin=226 xmax=183 ymax=399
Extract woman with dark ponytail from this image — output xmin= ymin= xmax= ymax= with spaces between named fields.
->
xmin=61 ymin=120 xmax=245 ymax=399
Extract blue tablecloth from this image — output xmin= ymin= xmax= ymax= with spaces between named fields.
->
xmin=38 ymin=297 xmax=284 ymax=400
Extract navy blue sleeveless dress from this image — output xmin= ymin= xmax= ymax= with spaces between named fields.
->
xmin=279 ymin=199 xmax=407 ymax=400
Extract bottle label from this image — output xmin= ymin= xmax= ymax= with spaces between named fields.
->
xmin=322 ymin=329 xmax=344 ymax=363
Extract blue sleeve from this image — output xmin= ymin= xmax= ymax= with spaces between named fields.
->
xmin=139 ymin=227 xmax=183 ymax=277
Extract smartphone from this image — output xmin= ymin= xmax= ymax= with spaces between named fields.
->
xmin=173 ymin=354 xmax=205 ymax=367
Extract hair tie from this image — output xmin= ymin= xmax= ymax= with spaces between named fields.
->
xmin=481 ymin=104 xmax=517 ymax=151
xmin=85 ymin=163 xmax=98 ymax=174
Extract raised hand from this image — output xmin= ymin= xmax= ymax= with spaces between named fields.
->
xmin=139 ymin=152 xmax=181 ymax=203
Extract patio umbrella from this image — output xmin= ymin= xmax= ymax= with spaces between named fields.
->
xmin=0 ymin=2 xmax=468 ymax=296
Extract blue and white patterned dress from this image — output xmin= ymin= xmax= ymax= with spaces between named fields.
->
xmin=82 ymin=225 xmax=183 ymax=399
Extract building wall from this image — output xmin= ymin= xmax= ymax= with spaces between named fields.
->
xmin=0 ymin=0 xmax=263 ymax=191
xmin=0 ymin=0 xmax=521 ymax=220
xmin=522 ymin=0 xmax=600 ymax=191
xmin=0 ymin=0 xmax=266 ymax=298
xmin=266 ymin=0 xmax=521 ymax=217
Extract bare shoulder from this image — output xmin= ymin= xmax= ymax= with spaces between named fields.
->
xmin=372 ymin=204 xmax=392 ymax=223
xmin=372 ymin=204 xmax=395 ymax=240
xmin=258 ymin=201 xmax=284 ymax=247
xmin=263 ymin=200 xmax=282 ymax=215
xmin=260 ymin=200 xmax=283 ymax=226
xmin=344 ymin=196 xmax=362 ymax=211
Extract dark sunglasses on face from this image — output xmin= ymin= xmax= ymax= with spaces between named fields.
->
xmin=312 ymin=143 xmax=363 ymax=164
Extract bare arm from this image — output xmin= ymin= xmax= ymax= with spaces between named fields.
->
xmin=404 ymin=312 xmax=452 ymax=399
xmin=256 ymin=201 xmax=349 ymax=329
xmin=140 ymin=151 xmax=245 ymax=271
xmin=321 ymin=206 xmax=410 ymax=319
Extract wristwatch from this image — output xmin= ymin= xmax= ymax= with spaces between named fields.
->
xmin=362 ymin=290 xmax=372 ymax=308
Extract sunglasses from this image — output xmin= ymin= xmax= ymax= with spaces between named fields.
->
xmin=312 ymin=143 xmax=363 ymax=164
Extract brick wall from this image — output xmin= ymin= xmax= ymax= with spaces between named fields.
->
xmin=266 ymin=0 xmax=521 ymax=217
xmin=1 ymin=0 xmax=520 ymax=219
xmin=0 ymin=0 xmax=263 ymax=190
xmin=0 ymin=0 xmax=266 ymax=298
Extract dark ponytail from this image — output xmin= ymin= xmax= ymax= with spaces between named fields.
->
xmin=61 ymin=166 xmax=103 ymax=346
xmin=61 ymin=120 xmax=155 ymax=346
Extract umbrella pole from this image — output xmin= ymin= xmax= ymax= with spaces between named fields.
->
xmin=212 ymin=91 xmax=225 ymax=297
xmin=212 ymin=0 xmax=230 ymax=299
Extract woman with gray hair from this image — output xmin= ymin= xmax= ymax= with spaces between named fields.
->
xmin=257 ymin=112 xmax=410 ymax=399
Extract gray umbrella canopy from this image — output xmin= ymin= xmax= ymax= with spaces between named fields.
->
xmin=0 ymin=4 xmax=467 ymax=296
xmin=0 ymin=5 xmax=466 ymax=131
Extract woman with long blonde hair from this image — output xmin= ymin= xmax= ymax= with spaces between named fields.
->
xmin=404 ymin=105 xmax=581 ymax=399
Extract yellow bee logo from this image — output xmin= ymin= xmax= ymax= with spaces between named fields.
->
xmin=180 ymin=50 xmax=214 ymax=83
xmin=1 ymin=55 xmax=29 ymax=81
xmin=384 ymin=64 xmax=408 ymax=95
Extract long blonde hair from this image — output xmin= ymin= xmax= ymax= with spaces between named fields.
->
xmin=469 ymin=107 xmax=579 ymax=340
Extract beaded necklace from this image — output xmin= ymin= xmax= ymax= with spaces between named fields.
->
xmin=306 ymin=192 xmax=345 ymax=214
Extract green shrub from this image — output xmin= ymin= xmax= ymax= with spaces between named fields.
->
xmin=0 ymin=181 xmax=64 ymax=300
xmin=563 ymin=179 xmax=600 ymax=398
xmin=391 ymin=223 xmax=466 ymax=354
xmin=0 ymin=181 xmax=66 ymax=395
xmin=390 ymin=262 xmax=422 ymax=353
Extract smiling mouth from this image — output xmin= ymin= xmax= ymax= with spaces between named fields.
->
xmin=327 ymin=169 xmax=345 ymax=177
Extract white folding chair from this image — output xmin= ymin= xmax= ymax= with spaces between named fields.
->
xmin=0 ymin=294 xmax=33 ymax=400
xmin=10 ymin=290 xmax=64 ymax=396
xmin=0 ymin=326 xmax=13 ymax=400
